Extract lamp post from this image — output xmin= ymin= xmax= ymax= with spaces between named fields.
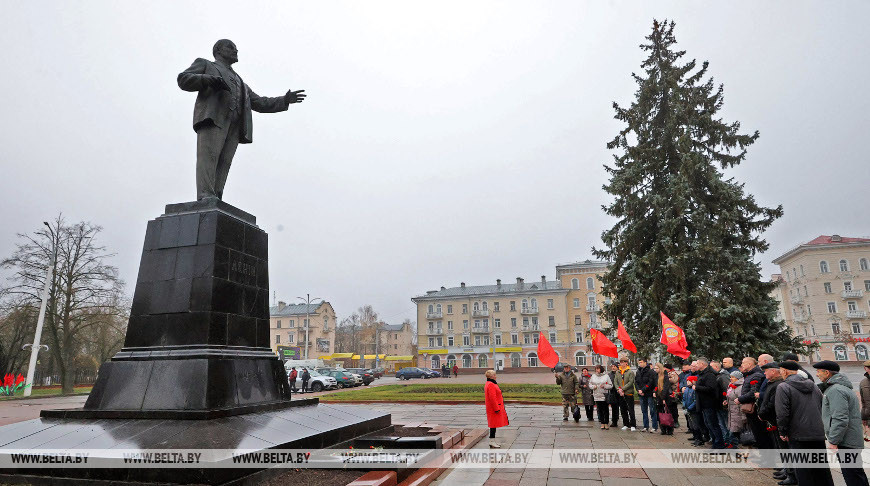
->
xmin=297 ymin=294 xmax=321 ymax=359
xmin=23 ymin=222 xmax=57 ymax=397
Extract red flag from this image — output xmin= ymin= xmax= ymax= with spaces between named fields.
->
xmin=537 ymin=332 xmax=559 ymax=368
xmin=590 ymin=328 xmax=619 ymax=358
xmin=616 ymin=319 xmax=637 ymax=353
xmin=660 ymin=312 xmax=691 ymax=359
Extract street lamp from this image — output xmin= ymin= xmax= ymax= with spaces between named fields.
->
xmin=23 ymin=222 xmax=57 ymax=396
xmin=297 ymin=294 xmax=322 ymax=359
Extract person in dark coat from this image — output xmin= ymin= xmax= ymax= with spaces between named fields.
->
xmin=608 ymin=362 xmax=621 ymax=428
xmin=579 ymin=368 xmax=595 ymax=422
xmin=711 ymin=361 xmax=733 ymax=446
xmin=636 ymin=358 xmax=658 ymax=432
xmin=758 ymin=362 xmax=796 ymax=485
xmin=782 ymin=353 xmax=814 ymax=382
xmin=653 ymin=363 xmax=676 ymax=435
xmin=776 ymin=361 xmax=834 ymax=486
xmin=300 ymin=368 xmax=310 ymax=393
xmin=693 ymin=358 xmax=725 ymax=449
xmin=737 ymin=356 xmax=774 ymax=450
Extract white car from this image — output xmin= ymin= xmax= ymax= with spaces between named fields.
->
xmin=348 ymin=373 xmax=364 ymax=386
xmin=290 ymin=369 xmax=337 ymax=393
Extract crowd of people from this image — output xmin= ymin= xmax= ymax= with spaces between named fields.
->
xmin=483 ymin=354 xmax=870 ymax=486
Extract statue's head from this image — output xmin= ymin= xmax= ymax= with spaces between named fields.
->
xmin=213 ymin=39 xmax=238 ymax=64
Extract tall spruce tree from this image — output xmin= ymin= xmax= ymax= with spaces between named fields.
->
xmin=593 ymin=20 xmax=807 ymax=360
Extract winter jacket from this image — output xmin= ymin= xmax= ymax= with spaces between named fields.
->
xmin=485 ymin=378 xmax=509 ymax=428
xmin=726 ymin=380 xmax=747 ymax=433
xmin=775 ymin=374 xmax=826 ymax=441
xmin=579 ymin=373 xmax=594 ymax=404
xmin=678 ymin=371 xmax=690 ymax=390
xmin=614 ymin=368 xmax=636 ymax=397
xmin=607 ymin=371 xmax=620 ymax=404
xmin=555 ymin=371 xmax=580 ymax=396
xmin=860 ymin=373 xmax=870 ymax=421
xmin=654 ymin=375 xmax=676 ymax=410
xmin=590 ymin=372 xmax=613 ymax=402
xmin=635 ymin=365 xmax=655 ymax=396
xmin=758 ymin=377 xmax=784 ymax=425
xmin=683 ymin=387 xmax=697 ymax=412
xmin=289 ymin=369 xmax=298 ymax=381
xmin=715 ymin=369 xmax=730 ymax=402
xmin=693 ymin=367 xmax=721 ymax=411
xmin=301 ymin=370 xmax=310 ymax=381
xmin=820 ymin=373 xmax=864 ymax=450
xmin=738 ymin=366 xmax=764 ymax=405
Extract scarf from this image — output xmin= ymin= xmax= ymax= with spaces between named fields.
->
xmin=486 ymin=378 xmax=498 ymax=385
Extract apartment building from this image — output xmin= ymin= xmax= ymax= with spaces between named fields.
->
xmin=411 ymin=261 xmax=612 ymax=371
xmin=380 ymin=322 xmax=417 ymax=371
xmin=772 ymin=235 xmax=870 ymax=362
xmin=268 ymin=300 xmax=336 ymax=358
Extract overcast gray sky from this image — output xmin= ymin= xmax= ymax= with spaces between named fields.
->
xmin=2 ymin=1 xmax=868 ymax=324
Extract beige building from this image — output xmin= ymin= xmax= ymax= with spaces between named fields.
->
xmin=380 ymin=322 xmax=417 ymax=371
xmin=269 ymin=301 xmax=336 ymax=358
xmin=771 ymin=235 xmax=870 ymax=363
xmin=411 ymin=260 xmax=612 ymax=371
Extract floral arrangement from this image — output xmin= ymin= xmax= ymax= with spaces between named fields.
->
xmin=0 ymin=374 xmax=29 ymax=396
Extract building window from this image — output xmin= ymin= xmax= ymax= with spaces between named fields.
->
xmin=494 ymin=302 xmax=500 ymax=312
xmin=494 ymin=319 xmax=501 ymax=328
xmin=820 ymin=261 xmax=829 ymax=273
xmin=447 ymin=321 xmax=453 ymax=330
xmin=852 ymin=322 xmax=862 ymax=334
xmin=828 ymin=302 xmax=837 ymax=313
xmin=528 ymin=353 xmax=539 ymax=367
xmin=861 ymin=258 xmax=869 ymax=271
xmin=533 ymin=333 xmax=539 ymax=344
xmin=429 ymin=338 xmax=435 ymax=347
xmin=511 ymin=334 xmax=518 ymax=344
xmin=436 ymin=337 xmax=443 ymax=346
xmin=848 ymin=301 xmax=858 ymax=311
xmin=575 ymin=351 xmax=587 ymax=366
xmin=549 ymin=332 xmax=557 ymax=343
xmin=800 ymin=265 xmax=805 ymax=276
xmin=832 ymin=322 xmax=841 ymax=334
xmin=289 ymin=319 xmax=295 ymax=327
xmin=547 ymin=299 xmax=554 ymax=309
xmin=446 ymin=354 xmax=456 ymax=367
xmin=574 ymin=315 xmax=581 ymax=326
xmin=588 ymin=295 xmax=596 ymax=307
xmin=587 ymin=277 xmax=594 ymax=289
xmin=447 ymin=304 xmax=453 ymax=314
xmin=531 ymin=298 xmax=537 ymax=309
xmin=510 ymin=301 xmax=516 ymax=311
xmin=532 ymin=317 xmax=538 ymax=328
xmin=824 ymin=282 xmax=832 ymax=293
xmin=462 ymin=304 xmax=468 ymax=314
xmin=571 ymin=278 xmax=579 ymax=290
xmin=511 ymin=318 xmax=517 ymax=328
xmin=275 ymin=335 xmax=280 ymax=344
xmin=590 ymin=314 xmax=598 ymax=325
xmin=857 ymin=345 xmax=869 ymax=361
xmin=428 ymin=304 xmax=433 ymax=313
xmin=478 ymin=355 xmax=488 ymax=368
xmin=524 ymin=334 xmax=531 ymax=345
xmin=463 ymin=336 xmax=470 ymax=346
xmin=575 ymin=332 xmax=583 ymax=343
xmin=473 ymin=302 xmax=479 ymax=312
xmin=462 ymin=354 xmax=472 ymax=368
xmin=834 ymin=345 xmax=848 ymax=361
xmin=463 ymin=320 xmax=469 ymax=329
xmin=511 ymin=353 xmax=522 ymax=368
xmin=845 ymin=281 xmax=853 ymax=291
xmin=448 ymin=336 xmax=454 ymax=346
xmin=865 ymin=281 xmax=870 ymax=292
xmin=276 ymin=320 xmax=281 ymax=329
xmin=431 ymin=355 xmax=440 ymax=368
xmin=840 ymin=260 xmax=850 ymax=272
xmin=495 ymin=334 xmax=502 ymax=345
xmin=548 ymin=316 xmax=556 ymax=327
xmin=573 ymin=298 xmax=580 ymax=308
xmin=474 ymin=335 xmax=481 ymax=346
xmin=523 ymin=317 xmax=529 ymax=327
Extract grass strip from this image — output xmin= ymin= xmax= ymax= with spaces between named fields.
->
xmin=319 ymin=383 xmax=567 ymax=404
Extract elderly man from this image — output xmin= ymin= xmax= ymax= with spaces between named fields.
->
xmin=813 ymin=361 xmax=868 ymax=486
xmin=758 ymin=362 xmax=796 ymax=485
xmin=776 ymin=361 xmax=834 ymax=486
xmin=736 ymin=356 xmax=773 ymax=450
xmin=556 ymin=363 xmax=580 ymax=422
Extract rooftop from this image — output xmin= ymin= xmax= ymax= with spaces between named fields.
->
xmin=412 ymin=277 xmax=566 ymax=301
xmin=270 ymin=303 xmax=324 ymax=316
xmin=772 ymin=235 xmax=870 ymax=264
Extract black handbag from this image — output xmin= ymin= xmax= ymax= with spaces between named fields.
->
xmin=739 ymin=425 xmax=756 ymax=446
xmin=573 ymin=405 xmax=582 ymax=420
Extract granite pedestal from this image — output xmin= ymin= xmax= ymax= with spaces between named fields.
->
xmin=0 ymin=200 xmax=392 ymax=484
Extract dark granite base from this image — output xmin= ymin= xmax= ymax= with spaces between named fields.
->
xmin=1 ymin=403 xmax=391 ymax=485
xmin=43 ymin=398 xmax=318 ymax=420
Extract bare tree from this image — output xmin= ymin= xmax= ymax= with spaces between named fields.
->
xmin=0 ymin=297 xmax=38 ymax=374
xmin=1 ymin=215 xmax=125 ymax=393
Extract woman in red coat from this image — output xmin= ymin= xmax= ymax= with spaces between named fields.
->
xmin=484 ymin=369 xmax=509 ymax=448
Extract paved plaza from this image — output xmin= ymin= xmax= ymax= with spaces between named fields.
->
xmin=0 ymin=395 xmax=860 ymax=485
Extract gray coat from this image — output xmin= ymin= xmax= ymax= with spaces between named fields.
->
xmin=820 ymin=373 xmax=865 ymax=450
xmin=178 ymin=58 xmax=290 ymax=143
xmin=726 ymin=380 xmax=747 ymax=433
xmin=776 ymin=374 xmax=826 ymax=441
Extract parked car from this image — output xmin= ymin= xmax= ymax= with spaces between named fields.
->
xmin=288 ymin=369 xmax=337 ymax=393
xmin=370 ymin=368 xmax=384 ymax=379
xmin=348 ymin=372 xmax=364 ymax=386
xmin=346 ymin=368 xmax=375 ymax=385
xmin=318 ymin=369 xmax=357 ymax=388
xmin=395 ymin=367 xmax=432 ymax=380
xmin=420 ymin=367 xmax=441 ymax=378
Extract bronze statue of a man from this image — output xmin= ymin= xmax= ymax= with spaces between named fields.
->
xmin=178 ymin=39 xmax=306 ymax=200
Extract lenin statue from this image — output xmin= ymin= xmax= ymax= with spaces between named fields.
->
xmin=178 ymin=39 xmax=306 ymax=200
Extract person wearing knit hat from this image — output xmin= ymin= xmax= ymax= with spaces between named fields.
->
xmin=813 ymin=360 xmax=868 ymax=486
xmin=730 ymin=370 xmax=744 ymax=380
xmin=683 ymin=375 xmax=704 ymax=446
xmin=726 ymin=370 xmax=746 ymax=443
